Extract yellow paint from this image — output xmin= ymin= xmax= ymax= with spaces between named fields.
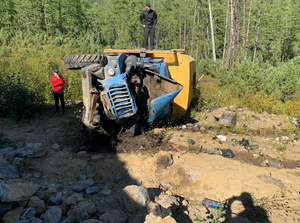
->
xmin=104 ymin=49 xmax=196 ymax=120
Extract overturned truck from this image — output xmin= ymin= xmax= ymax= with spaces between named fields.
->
xmin=64 ymin=49 xmax=196 ymax=136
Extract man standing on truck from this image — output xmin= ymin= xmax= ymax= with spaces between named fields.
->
xmin=140 ymin=3 xmax=157 ymax=50
xmin=50 ymin=69 xmax=65 ymax=115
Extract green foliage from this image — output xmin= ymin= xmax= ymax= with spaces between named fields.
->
xmin=277 ymin=146 xmax=287 ymax=152
xmin=0 ymin=73 xmax=44 ymax=120
xmin=197 ymin=56 xmax=300 ymax=117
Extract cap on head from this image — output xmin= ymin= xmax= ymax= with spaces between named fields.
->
xmin=146 ymin=3 xmax=151 ymax=7
xmin=53 ymin=69 xmax=59 ymax=73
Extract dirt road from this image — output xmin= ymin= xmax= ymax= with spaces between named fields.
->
xmin=1 ymin=103 xmax=299 ymax=222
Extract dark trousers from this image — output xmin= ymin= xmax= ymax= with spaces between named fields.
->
xmin=144 ymin=26 xmax=155 ymax=50
xmin=53 ymin=90 xmax=65 ymax=113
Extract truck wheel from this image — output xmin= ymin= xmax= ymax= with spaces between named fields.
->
xmin=64 ymin=54 xmax=107 ymax=69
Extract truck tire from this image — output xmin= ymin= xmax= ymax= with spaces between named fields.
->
xmin=64 ymin=54 xmax=107 ymax=69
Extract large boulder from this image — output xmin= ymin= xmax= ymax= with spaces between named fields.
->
xmin=44 ymin=206 xmax=62 ymax=223
xmin=122 ymin=185 xmax=150 ymax=212
xmin=71 ymin=179 xmax=95 ymax=192
xmin=0 ymin=180 xmax=39 ymax=203
xmin=2 ymin=207 xmax=23 ymax=223
xmin=0 ymin=158 xmax=19 ymax=179
xmin=27 ymin=196 xmax=45 ymax=215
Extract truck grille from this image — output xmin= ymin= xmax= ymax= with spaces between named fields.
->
xmin=106 ymin=85 xmax=137 ymax=119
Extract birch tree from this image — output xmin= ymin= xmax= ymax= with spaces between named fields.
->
xmin=253 ymin=0 xmax=263 ymax=65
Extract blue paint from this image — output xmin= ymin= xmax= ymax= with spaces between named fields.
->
xmin=103 ymin=73 xmax=137 ymax=120
xmin=148 ymin=89 xmax=181 ymax=123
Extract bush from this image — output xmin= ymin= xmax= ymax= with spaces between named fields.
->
xmin=0 ymin=73 xmax=44 ymax=120
xmin=196 ymin=57 xmax=300 ymax=117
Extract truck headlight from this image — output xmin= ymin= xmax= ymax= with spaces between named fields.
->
xmin=107 ymin=68 xmax=115 ymax=76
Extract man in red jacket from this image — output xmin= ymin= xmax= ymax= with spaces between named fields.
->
xmin=50 ymin=69 xmax=65 ymax=114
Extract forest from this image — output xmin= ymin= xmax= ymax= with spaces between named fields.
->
xmin=0 ymin=0 xmax=300 ymax=120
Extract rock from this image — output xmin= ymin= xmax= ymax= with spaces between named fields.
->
xmin=14 ymin=220 xmax=30 ymax=223
xmin=99 ymin=209 xmax=128 ymax=223
xmin=27 ymin=196 xmax=45 ymax=215
xmin=35 ymin=187 xmax=56 ymax=201
xmin=72 ymin=193 xmax=84 ymax=203
xmin=20 ymin=207 xmax=37 ymax=220
xmin=49 ymin=192 xmax=63 ymax=205
xmin=0 ymin=180 xmax=39 ymax=203
xmin=86 ymin=186 xmax=100 ymax=195
xmin=91 ymin=154 xmax=105 ymax=162
xmin=159 ymin=181 xmax=171 ymax=192
xmin=17 ymin=143 xmax=46 ymax=158
xmin=12 ymin=157 xmax=24 ymax=166
xmin=71 ymin=179 xmax=95 ymax=192
xmin=2 ymin=207 xmax=23 ymax=223
xmin=77 ymin=151 xmax=87 ymax=158
xmin=122 ymin=185 xmax=150 ymax=212
xmin=212 ymin=108 xmax=225 ymax=119
xmin=51 ymin=143 xmax=61 ymax=151
xmin=186 ymin=123 xmax=194 ymax=130
xmin=0 ymin=147 xmax=15 ymax=156
xmin=67 ymin=201 xmax=96 ymax=221
xmin=153 ymin=128 xmax=165 ymax=135
xmin=81 ymin=220 xmax=106 ymax=223
xmin=182 ymin=199 xmax=188 ymax=206
xmin=62 ymin=196 xmax=77 ymax=207
xmin=27 ymin=218 xmax=42 ymax=223
xmin=144 ymin=213 xmax=176 ymax=223
xmin=99 ymin=185 xmax=112 ymax=196
xmin=44 ymin=207 xmax=62 ymax=223
xmin=60 ymin=215 xmax=76 ymax=223
xmin=0 ymin=203 xmax=13 ymax=218
xmin=84 ymin=164 xmax=98 ymax=179
xmin=200 ymin=126 xmax=206 ymax=131
xmin=261 ymin=159 xmax=283 ymax=169
xmin=157 ymin=195 xmax=181 ymax=213
xmin=0 ymin=158 xmax=19 ymax=179
xmin=33 ymin=173 xmax=41 ymax=179
xmin=98 ymin=196 xmax=119 ymax=208
xmin=4 ymin=150 xmax=18 ymax=163
xmin=219 ymin=112 xmax=237 ymax=126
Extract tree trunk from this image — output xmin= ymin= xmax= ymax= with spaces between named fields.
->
xmin=244 ymin=0 xmax=253 ymax=60
xmin=234 ymin=0 xmax=241 ymax=61
xmin=196 ymin=8 xmax=200 ymax=62
xmin=211 ymin=0 xmax=215 ymax=26
xmin=253 ymin=0 xmax=263 ymax=66
xmin=191 ymin=0 xmax=197 ymax=57
xmin=281 ymin=25 xmax=289 ymax=63
xmin=242 ymin=0 xmax=246 ymax=59
xmin=184 ymin=0 xmax=187 ymax=49
xmin=226 ymin=0 xmax=234 ymax=66
xmin=222 ymin=0 xmax=230 ymax=67
xmin=206 ymin=14 xmax=210 ymax=58
xmin=208 ymin=0 xmax=216 ymax=61
xmin=179 ymin=3 xmax=182 ymax=49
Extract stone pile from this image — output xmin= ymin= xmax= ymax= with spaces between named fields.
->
xmin=0 ymin=140 xmax=188 ymax=222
